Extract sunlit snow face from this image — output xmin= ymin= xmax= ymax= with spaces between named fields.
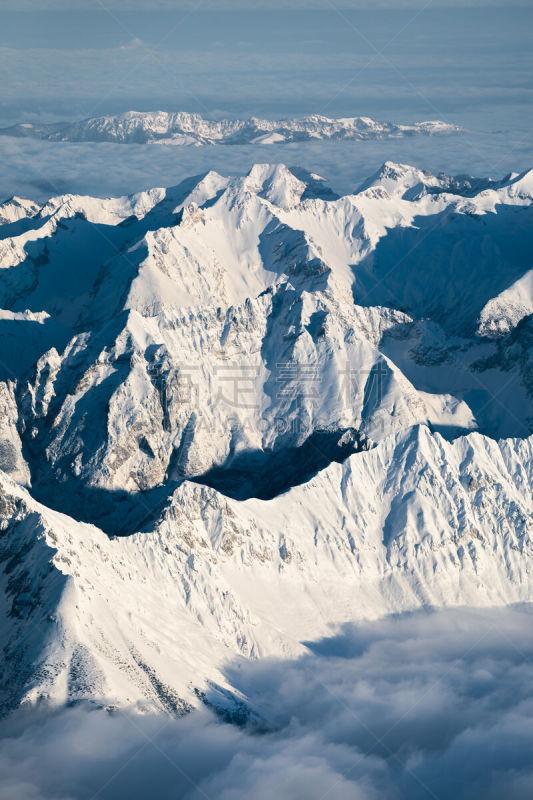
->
xmin=1 ymin=605 xmax=533 ymax=800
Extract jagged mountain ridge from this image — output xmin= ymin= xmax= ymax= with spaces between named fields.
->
xmin=1 ymin=160 xmax=533 ymax=715
xmin=0 ymin=111 xmax=462 ymax=146
xmin=1 ymin=425 xmax=532 ymax=715
xmin=1 ymin=161 xmax=532 ymax=520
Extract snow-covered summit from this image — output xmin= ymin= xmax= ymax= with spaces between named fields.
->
xmin=0 ymin=160 xmax=532 ymax=506
xmin=0 ymin=159 xmax=533 ymax=715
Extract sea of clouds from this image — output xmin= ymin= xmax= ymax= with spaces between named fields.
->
xmin=1 ymin=605 xmax=533 ymax=800
xmin=1 ymin=128 xmax=531 ymax=205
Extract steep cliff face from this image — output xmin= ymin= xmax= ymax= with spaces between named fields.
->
xmin=1 ymin=161 xmax=532 ymax=714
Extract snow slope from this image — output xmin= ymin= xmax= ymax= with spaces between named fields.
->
xmin=0 ymin=160 xmax=532 ymax=715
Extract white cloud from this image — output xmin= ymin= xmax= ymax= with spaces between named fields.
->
xmin=1 ymin=606 xmax=533 ymax=800
xmin=118 ymin=37 xmax=144 ymax=51
xmin=0 ymin=132 xmax=531 ymax=206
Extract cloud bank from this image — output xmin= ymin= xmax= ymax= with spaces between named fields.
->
xmin=1 ymin=606 xmax=533 ymax=800
xmin=0 ymin=129 xmax=531 ymax=205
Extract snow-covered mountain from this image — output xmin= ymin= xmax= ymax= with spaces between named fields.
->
xmin=1 ymin=426 xmax=532 ymax=715
xmin=0 ymin=111 xmax=462 ymax=146
xmin=1 ymin=160 xmax=533 ymax=715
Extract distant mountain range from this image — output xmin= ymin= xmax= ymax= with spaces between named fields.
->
xmin=0 ymin=111 xmax=463 ymax=146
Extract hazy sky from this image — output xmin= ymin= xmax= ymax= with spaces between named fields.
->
xmin=4 ymin=1 xmax=531 ymax=8
xmin=0 ymin=3 xmax=530 ymax=200
xmin=1 ymin=5 xmax=530 ymax=125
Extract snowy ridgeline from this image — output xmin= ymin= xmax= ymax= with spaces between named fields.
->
xmin=0 ymin=159 xmax=532 ymax=714
xmin=0 ymin=111 xmax=462 ymax=145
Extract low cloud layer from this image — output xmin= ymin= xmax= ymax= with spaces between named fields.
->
xmin=1 ymin=129 xmax=531 ymax=206
xmin=1 ymin=606 xmax=533 ymax=800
